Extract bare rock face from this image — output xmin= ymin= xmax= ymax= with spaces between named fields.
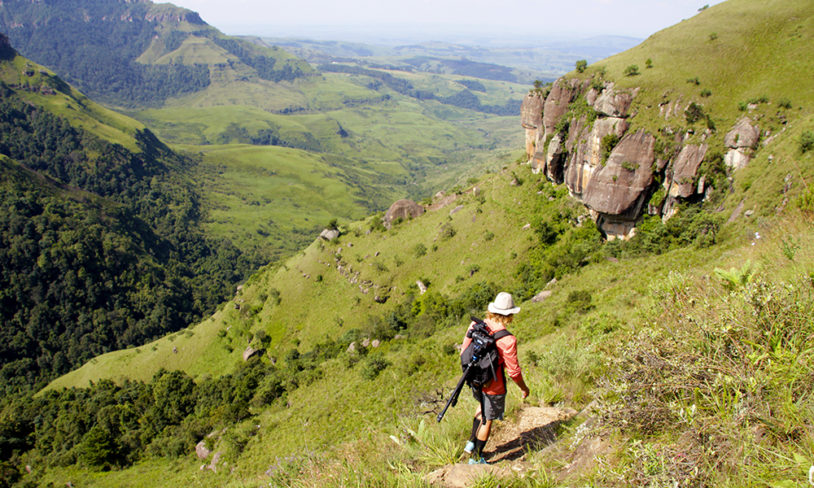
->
xmin=521 ymin=92 xmax=545 ymax=130
xmin=384 ymin=199 xmax=424 ymax=228
xmin=592 ymin=83 xmax=636 ymax=118
xmin=666 ymin=144 xmax=708 ymax=198
xmin=543 ymin=134 xmax=565 ymax=181
xmin=521 ymin=93 xmax=545 ymax=158
xmin=583 ymin=130 xmax=656 ymax=216
xmin=563 ymin=116 xmax=629 ymax=197
xmin=724 ymin=117 xmax=759 ymax=169
xmin=542 ymin=79 xmax=582 ymax=140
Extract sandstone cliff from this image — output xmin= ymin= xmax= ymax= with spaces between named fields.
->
xmin=521 ymin=77 xmax=758 ymax=239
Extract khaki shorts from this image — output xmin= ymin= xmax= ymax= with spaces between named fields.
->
xmin=472 ymin=388 xmax=506 ymax=420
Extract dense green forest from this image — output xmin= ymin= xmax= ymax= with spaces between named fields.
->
xmin=0 ymin=83 xmax=253 ymax=391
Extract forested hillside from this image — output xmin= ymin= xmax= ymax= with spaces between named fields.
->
xmin=0 ymin=0 xmax=312 ymax=106
xmin=0 ymin=46 xmax=252 ymax=390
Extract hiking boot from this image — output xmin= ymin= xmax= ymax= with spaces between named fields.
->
xmin=468 ymin=457 xmax=488 ymax=465
xmin=463 ymin=441 xmax=475 ymax=454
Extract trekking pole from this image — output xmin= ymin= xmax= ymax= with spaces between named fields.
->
xmin=437 ymin=363 xmax=472 ymax=423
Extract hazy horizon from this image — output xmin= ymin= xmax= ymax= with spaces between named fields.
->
xmin=172 ymin=0 xmax=726 ymax=44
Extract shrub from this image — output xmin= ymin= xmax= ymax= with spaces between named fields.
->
xmin=621 ymin=161 xmax=639 ymax=171
xmin=700 ymin=88 xmax=712 ymax=97
xmin=624 ymin=65 xmax=640 ymax=77
xmin=600 ymin=134 xmax=621 ymax=164
xmin=361 ymin=355 xmax=390 ymax=380
xmin=439 ymin=223 xmax=456 ymax=241
xmin=575 ymin=59 xmax=587 ymax=73
xmin=645 ymin=58 xmax=653 ymax=69
xmin=800 ymin=131 xmax=814 ymax=153
xmin=684 ymin=102 xmax=705 ymax=124
xmin=778 ymin=98 xmax=792 ymax=109
xmin=413 ymin=243 xmax=427 ymax=257
xmin=686 ymin=77 xmax=700 ymax=85
xmin=566 ymin=290 xmax=593 ymax=314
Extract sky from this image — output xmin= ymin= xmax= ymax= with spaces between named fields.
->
xmin=170 ymin=0 xmax=726 ymax=42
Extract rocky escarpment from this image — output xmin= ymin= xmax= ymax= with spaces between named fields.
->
xmin=0 ymin=33 xmax=16 ymax=61
xmin=522 ymin=79 xmax=759 ymax=239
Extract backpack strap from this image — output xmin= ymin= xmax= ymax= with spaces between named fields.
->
xmin=492 ymin=329 xmax=512 ymax=341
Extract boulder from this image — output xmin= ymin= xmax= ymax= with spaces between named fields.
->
xmin=208 ymin=451 xmax=223 ymax=472
xmin=667 ymin=144 xmax=707 ymax=198
xmin=723 ymin=117 xmax=759 ymax=170
xmin=725 ymin=149 xmax=751 ymax=170
xmin=582 ymin=130 xmax=656 ymax=216
xmin=592 ymin=83 xmax=636 ymax=117
xmin=384 ymin=199 xmax=424 ymax=228
xmin=195 ymin=441 xmax=211 ymax=460
xmin=243 ymin=346 xmax=262 ymax=361
xmin=319 ymin=228 xmax=340 ymax=241
xmin=532 ymin=290 xmax=553 ymax=302
xmin=724 ymin=117 xmax=759 ymax=149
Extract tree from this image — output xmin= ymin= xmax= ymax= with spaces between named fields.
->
xmin=575 ymin=60 xmax=588 ymax=73
xmin=624 ymin=65 xmax=640 ymax=77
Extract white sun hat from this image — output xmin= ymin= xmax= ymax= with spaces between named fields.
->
xmin=487 ymin=292 xmax=521 ymax=315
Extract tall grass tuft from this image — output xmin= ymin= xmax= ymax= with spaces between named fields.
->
xmin=595 ymin=269 xmax=814 ymax=486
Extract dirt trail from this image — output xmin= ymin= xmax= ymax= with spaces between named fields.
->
xmin=426 ymin=405 xmax=577 ymax=488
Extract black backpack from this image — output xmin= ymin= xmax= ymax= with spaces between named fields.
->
xmin=460 ymin=316 xmax=512 ymax=389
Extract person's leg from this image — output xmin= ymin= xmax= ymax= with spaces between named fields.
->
xmin=464 ymin=403 xmax=483 ymax=453
xmin=472 ymin=393 xmax=505 ymax=462
xmin=476 ymin=419 xmax=492 ymax=442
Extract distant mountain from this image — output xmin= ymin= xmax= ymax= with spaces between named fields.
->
xmin=0 ymin=0 xmax=313 ymax=106
xmin=0 ymin=35 xmax=252 ymax=390
xmin=259 ymin=36 xmax=643 ymax=83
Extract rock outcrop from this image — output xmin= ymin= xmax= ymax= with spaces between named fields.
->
xmin=521 ymin=92 xmax=544 ymax=157
xmin=522 ymin=74 xmax=737 ymax=239
xmin=319 ymin=228 xmax=340 ymax=241
xmin=724 ymin=117 xmax=759 ymax=169
xmin=384 ymin=199 xmax=424 ymax=228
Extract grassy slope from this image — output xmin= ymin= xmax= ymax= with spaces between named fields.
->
xmin=132 ymin=69 xmax=525 ymax=260
xmin=0 ymin=54 xmax=146 ymax=151
xmin=39 ymin=0 xmax=814 ymax=485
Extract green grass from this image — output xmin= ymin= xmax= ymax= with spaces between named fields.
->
xmin=578 ymin=0 xmax=814 ymax=145
xmin=0 ymin=54 xmax=146 ymax=151
xmin=187 ymin=143 xmax=405 ymax=261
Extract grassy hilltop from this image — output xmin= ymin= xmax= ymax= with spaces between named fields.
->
xmin=7 ymin=0 xmax=814 ymax=486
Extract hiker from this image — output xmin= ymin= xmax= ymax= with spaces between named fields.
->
xmin=461 ymin=292 xmax=530 ymax=464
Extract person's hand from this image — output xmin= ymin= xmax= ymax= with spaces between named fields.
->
xmin=521 ymin=386 xmax=530 ymax=399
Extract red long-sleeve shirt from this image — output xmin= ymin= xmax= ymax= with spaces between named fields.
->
xmin=460 ymin=318 xmax=523 ymax=395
